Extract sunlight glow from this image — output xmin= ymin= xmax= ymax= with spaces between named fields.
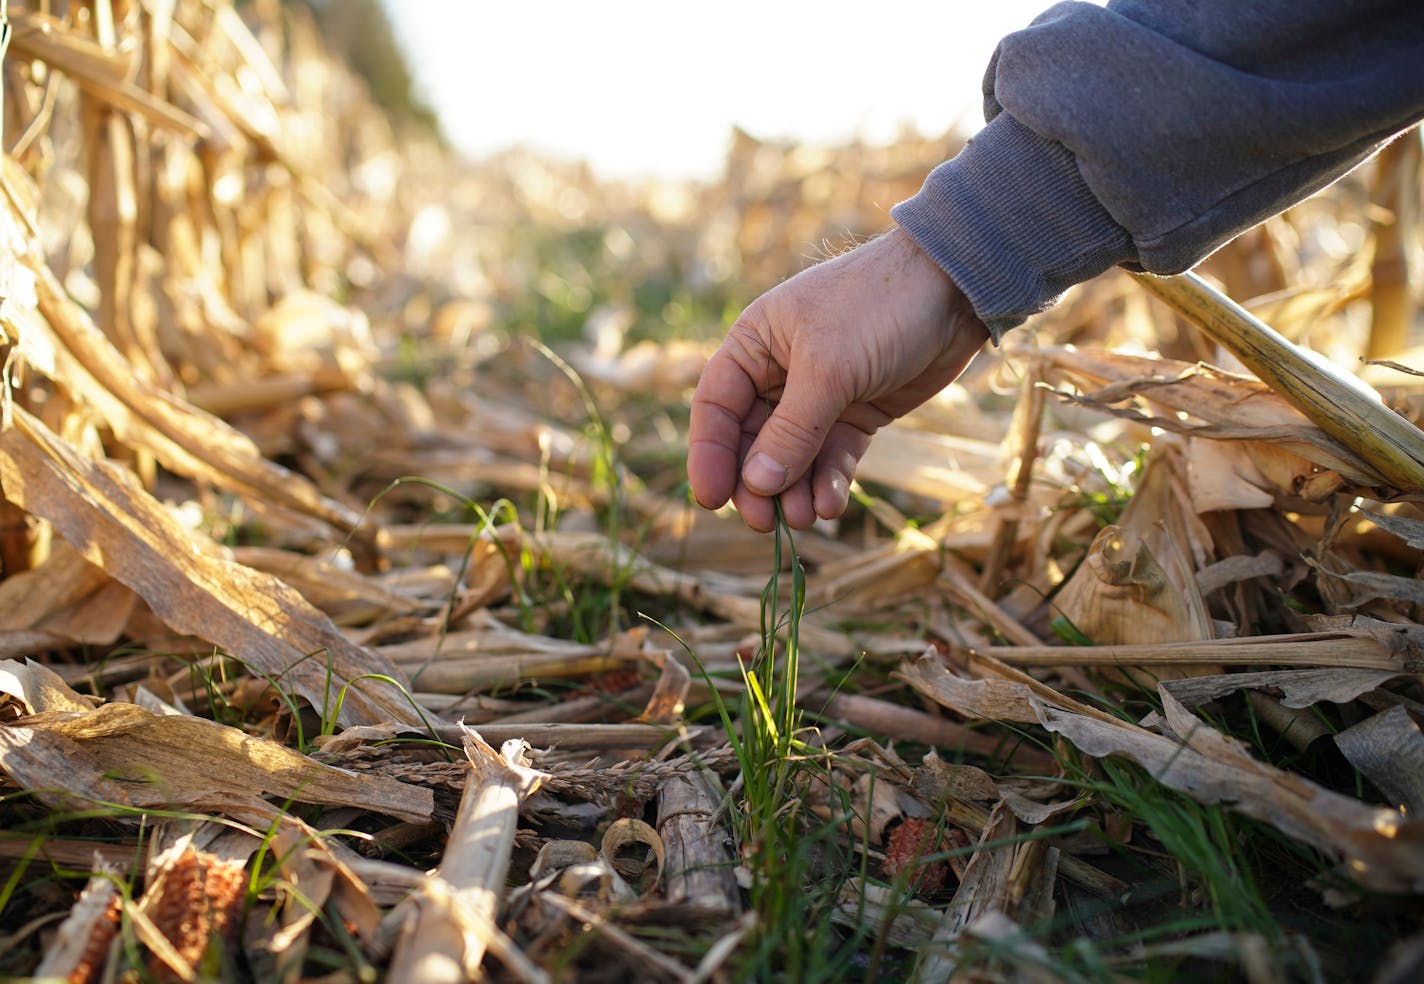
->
xmin=380 ymin=1 xmax=1063 ymax=180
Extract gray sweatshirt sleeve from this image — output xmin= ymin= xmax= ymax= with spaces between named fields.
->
xmin=890 ymin=0 xmax=1424 ymax=341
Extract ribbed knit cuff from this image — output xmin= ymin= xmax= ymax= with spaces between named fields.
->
xmin=890 ymin=113 xmax=1136 ymax=342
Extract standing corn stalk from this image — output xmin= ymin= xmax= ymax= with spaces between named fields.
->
xmin=81 ymin=0 xmax=148 ymax=383
xmin=0 ymin=2 xmax=10 ymax=149
xmin=1367 ymin=132 xmax=1422 ymax=360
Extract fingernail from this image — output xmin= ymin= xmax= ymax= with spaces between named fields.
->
xmin=743 ymin=452 xmax=788 ymax=494
xmin=821 ymin=474 xmax=850 ymax=517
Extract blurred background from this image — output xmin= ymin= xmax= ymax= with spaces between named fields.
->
xmin=274 ymin=0 xmax=1411 ymax=476
xmin=284 ymin=0 xmax=1086 ymax=368
xmin=373 ymin=0 xmax=1053 ymax=182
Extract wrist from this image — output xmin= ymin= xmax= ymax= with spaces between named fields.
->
xmin=891 ymin=113 xmax=1134 ymax=341
xmin=883 ymin=224 xmax=989 ymax=349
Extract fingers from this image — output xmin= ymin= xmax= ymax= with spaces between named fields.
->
xmin=689 ymin=314 xmax=850 ymax=529
xmin=777 ymin=477 xmax=818 ymax=530
xmin=732 ymin=419 xmax=872 ymax=531
xmin=740 ymin=365 xmax=846 ymax=498
xmin=811 ymin=425 xmax=871 ymax=520
xmin=687 ymin=331 xmax=771 ymax=510
xmin=733 ymin=475 xmax=816 ymax=531
xmin=690 ymin=351 xmax=874 ymax=530
xmin=729 ymin=431 xmax=779 ymax=532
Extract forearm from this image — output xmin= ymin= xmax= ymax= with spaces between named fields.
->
xmin=892 ymin=0 xmax=1424 ymax=340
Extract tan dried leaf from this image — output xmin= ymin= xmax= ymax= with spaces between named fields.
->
xmin=1161 ymin=668 xmax=1404 ymax=710
xmin=0 ymin=658 xmax=95 ymax=715
xmin=1042 ymin=346 xmax=1382 ymax=484
xmin=1035 ymin=688 xmax=1424 ymax=893
xmin=0 ymin=702 xmax=432 ymax=822
xmin=0 ymin=406 xmax=424 ymax=727
xmin=900 ymin=653 xmax=1424 ymax=893
xmin=1336 ymin=706 xmax=1424 ymax=814
xmin=858 ymin=425 xmax=996 ymax=502
xmin=0 ymin=540 xmax=134 ymax=645
xmin=1054 ymin=525 xmax=1200 ymax=648
xmin=895 ymin=654 xmax=1041 ymax=725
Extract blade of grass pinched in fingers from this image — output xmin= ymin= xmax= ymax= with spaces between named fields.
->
xmin=1132 ymin=271 xmax=1424 ymax=492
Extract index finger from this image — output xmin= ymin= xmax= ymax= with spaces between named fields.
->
xmin=687 ymin=341 xmax=768 ymax=510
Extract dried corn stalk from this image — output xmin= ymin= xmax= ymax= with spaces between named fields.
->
xmin=387 ymin=726 xmax=546 ymax=983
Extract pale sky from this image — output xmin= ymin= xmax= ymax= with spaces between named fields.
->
xmin=379 ymin=1 xmax=1059 ymax=181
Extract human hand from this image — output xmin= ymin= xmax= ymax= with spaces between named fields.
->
xmin=687 ymin=226 xmax=989 ymax=532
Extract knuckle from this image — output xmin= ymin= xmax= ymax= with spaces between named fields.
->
xmin=767 ymin=413 xmax=826 ymax=457
xmin=723 ymin=321 xmax=773 ymax=363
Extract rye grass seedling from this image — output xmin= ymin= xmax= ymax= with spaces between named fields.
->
xmin=675 ymin=504 xmax=878 ymax=981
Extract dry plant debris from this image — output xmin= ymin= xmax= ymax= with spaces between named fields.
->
xmin=0 ymin=2 xmax=1422 ymax=982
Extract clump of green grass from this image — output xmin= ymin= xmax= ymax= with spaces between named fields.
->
xmin=678 ymin=506 xmax=889 ymax=981
xmin=527 ymin=339 xmax=651 ymax=644
xmin=1092 ymin=757 xmax=1280 ymax=936
xmin=1025 ymin=748 xmax=1357 ymax=982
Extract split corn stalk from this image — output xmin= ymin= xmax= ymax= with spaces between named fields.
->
xmin=387 ymin=725 xmax=546 ymax=983
xmin=1133 ymin=270 xmax=1424 ymax=492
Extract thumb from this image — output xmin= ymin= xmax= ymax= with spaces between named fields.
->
xmin=741 ymin=371 xmax=846 ymax=496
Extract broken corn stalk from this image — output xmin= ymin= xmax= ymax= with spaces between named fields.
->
xmin=1133 ymin=271 xmax=1424 ymax=492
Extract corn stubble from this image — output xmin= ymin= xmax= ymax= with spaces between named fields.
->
xmin=0 ymin=1 xmax=1421 ymax=981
